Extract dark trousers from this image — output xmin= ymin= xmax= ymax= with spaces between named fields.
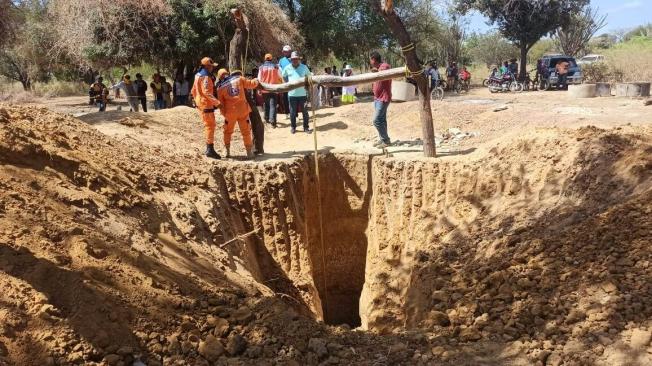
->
xmin=96 ymin=100 xmax=106 ymax=112
xmin=263 ymin=93 xmax=277 ymax=124
xmin=289 ymin=96 xmax=310 ymax=130
xmin=175 ymin=95 xmax=188 ymax=106
xmin=139 ymin=96 xmax=148 ymax=112
xmin=557 ymin=74 xmax=567 ymax=89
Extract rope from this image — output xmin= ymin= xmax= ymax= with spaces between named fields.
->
xmin=400 ymin=43 xmax=424 ymax=77
xmin=306 ymin=75 xmax=329 ymax=319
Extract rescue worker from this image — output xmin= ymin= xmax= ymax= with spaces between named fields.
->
xmin=257 ymin=53 xmax=282 ymax=127
xmin=191 ymin=57 xmax=222 ymax=159
xmin=216 ymin=69 xmax=260 ymax=159
xmin=89 ymin=76 xmax=109 ymax=112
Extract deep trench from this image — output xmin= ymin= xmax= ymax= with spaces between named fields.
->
xmin=215 ymin=153 xmax=373 ymax=327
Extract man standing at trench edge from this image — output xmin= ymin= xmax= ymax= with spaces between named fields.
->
xmin=370 ymin=51 xmax=392 ymax=148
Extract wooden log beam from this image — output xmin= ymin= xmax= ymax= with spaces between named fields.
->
xmin=258 ymin=67 xmax=407 ymax=93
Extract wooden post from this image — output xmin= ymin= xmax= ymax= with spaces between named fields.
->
xmin=370 ymin=0 xmax=436 ymax=157
xmin=229 ymin=8 xmax=265 ymax=154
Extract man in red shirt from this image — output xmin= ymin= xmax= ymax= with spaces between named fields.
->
xmin=370 ymin=51 xmax=392 ymax=148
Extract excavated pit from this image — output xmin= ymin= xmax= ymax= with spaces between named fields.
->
xmin=214 ymin=129 xmax=652 ymax=336
xmin=214 ymin=153 xmax=372 ymax=327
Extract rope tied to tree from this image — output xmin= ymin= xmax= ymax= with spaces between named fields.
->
xmin=305 ymin=75 xmax=329 ymax=319
xmin=400 ymin=42 xmax=424 ymax=77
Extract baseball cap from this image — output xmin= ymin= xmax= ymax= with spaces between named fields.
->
xmin=290 ymin=51 xmax=301 ymax=60
xmin=217 ymin=69 xmax=229 ymax=79
xmin=265 ymin=53 xmax=273 ymax=61
xmin=282 ymin=45 xmax=291 ymax=52
xmin=201 ymin=57 xmax=218 ymax=67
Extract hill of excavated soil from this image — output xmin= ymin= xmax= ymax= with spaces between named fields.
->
xmin=1 ymin=103 xmax=651 ymax=366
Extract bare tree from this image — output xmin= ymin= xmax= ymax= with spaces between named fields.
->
xmin=554 ymin=6 xmax=607 ymax=57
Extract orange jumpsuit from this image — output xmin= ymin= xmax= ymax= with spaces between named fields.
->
xmin=191 ymin=69 xmax=221 ymax=145
xmin=216 ymin=76 xmax=259 ymax=148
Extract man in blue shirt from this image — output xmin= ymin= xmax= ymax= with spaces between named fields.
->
xmin=282 ymin=51 xmax=312 ymax=134
xmin=278 ymin=45 xmax=292 ymax=120
xmin=279 ymin=45 xmax=292 ymax=70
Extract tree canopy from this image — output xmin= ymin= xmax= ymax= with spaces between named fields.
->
xmin=456 ymin=0 xmax=588 ymax=77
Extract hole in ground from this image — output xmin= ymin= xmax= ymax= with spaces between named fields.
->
xmin=305 ymin=154 xmax=372 ymax=327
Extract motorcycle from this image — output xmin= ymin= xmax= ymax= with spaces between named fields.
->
xmin=487 ymin=72 xmax=523 ymax=93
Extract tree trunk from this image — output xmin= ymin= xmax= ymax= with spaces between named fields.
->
xmin=519 ymin=43 xmax=528 ymax=80
xmin=20 ymin=78 xmax=30 ymax=91
xmin=370 ymin=0 xmax=436 ymax=157
xmin=229 ymin=8 xmax=265 ymax=154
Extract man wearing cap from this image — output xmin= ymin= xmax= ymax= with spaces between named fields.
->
xmin=216 ymin=69 xmax=259 ymax=159
xmin=89 ymin=76 xmax=109 ymax=112
xmin=258 ymin=53 xmax=282 ymax=127
xmin=282 ymin=51 xmax=312 ymax=134
xmin=341 ymin=65 xmax=356 ymax=104
xmin=279 ymin=45 xmax=292 ymax=119
xmin=191 ymin=57 xmax=222 ymax=159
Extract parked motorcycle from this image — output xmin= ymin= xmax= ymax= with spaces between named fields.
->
xmin=487 ymin=71 xmax=523 ymax=93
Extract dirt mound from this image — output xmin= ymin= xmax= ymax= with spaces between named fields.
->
xmin=1 ymin=103 xmax=651 ymax=366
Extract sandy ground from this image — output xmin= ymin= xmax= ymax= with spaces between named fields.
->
xmin=40 ymin=88 xmax=652 ymax=161
xmin=1 ymin=88 xmax=651 ymax=366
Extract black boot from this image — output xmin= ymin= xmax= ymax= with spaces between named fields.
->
xmin=205 ymin=144 xmax=221 ymax=159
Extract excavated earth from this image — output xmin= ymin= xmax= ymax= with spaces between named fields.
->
xmin=1 ymin=103 xmax=652 ymax=366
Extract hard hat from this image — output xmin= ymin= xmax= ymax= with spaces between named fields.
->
xmin=201 ymin=57 xmax=218 ymax=67
xmin=290 ymin=51 xmax=301 ymax=60
xmin=264 ymin=53 xmax=273 ymax=61
xmin=282 ymin=45 xmax=291 ymax=52
xmin=217 ymin=68 xmax=229 ymax=80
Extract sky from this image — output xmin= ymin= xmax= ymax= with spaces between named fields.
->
xmin=465 ymin=0 xmax=652 ymax=34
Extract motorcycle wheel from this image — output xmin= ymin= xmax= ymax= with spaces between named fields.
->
xmin=482 ymin=78 xmax=489 ymax=87
xmin=430 ymin=87 xmax=444 ymax=101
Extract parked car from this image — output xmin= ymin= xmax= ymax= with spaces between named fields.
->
xmin=577 ymin=54 xmax=605 ymax=65
xmin=538 ymin=55 xmax=583 ymax=90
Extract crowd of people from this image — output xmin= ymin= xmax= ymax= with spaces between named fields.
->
xmin=89 ymin=73 xmax=191 ymax=113
xmin=88 ymin=45 xmax=396 ymax=160
xmin=488 ymin=59 xmax=520 ymax=83
xmin=192 ymin=46 xmax=393 ymax=159
xmin=422 ymin=61 xmax=471 ymax=92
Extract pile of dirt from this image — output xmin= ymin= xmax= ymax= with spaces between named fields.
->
xmin=0 ymin=105 xmax=465 ymax=366
xmin=1 ymin=103 xmax=651 ymax=366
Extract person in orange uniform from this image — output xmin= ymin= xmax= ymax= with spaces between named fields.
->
xmin=191 ymin=57 xmax=221 ymax=159
xmin=216 ymin=69 xmax=259 ymax=159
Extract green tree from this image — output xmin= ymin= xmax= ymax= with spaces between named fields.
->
xmin=50 ymin=0 xmax=301 ymax=79
xmin=456 ymin=0 xmax=588 ymax=78
xmin=0 ymin=0 xmax=55 ymax=90
xmin=466 ymin=31 xmax=519 ymax=67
